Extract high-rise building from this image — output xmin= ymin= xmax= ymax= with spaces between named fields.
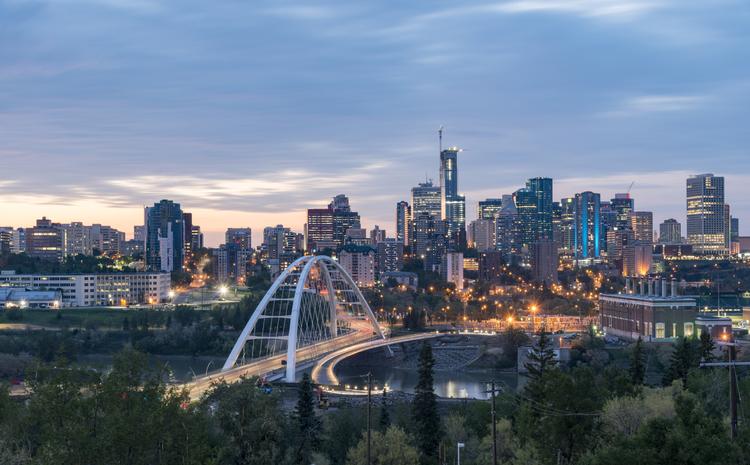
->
xmin=599 ymin=201 xmax=617 ymax=254
xmin=370 ymin=226 xmax=386 ymax=244
xmin=396 ymin=201 xmax=411 ymax=247
xmin=213 ymin=243 xmax=253 ymax=284
xmin=330 ymin=195 xmax=361 ymax=248
xmin=225 ymin=228 xmax=252 ymax=250
xmin=61 ymin=222 xmax=89 ymax=256
xmin=573 ymin=192 xmax=601 ymax=260
xmin=659 ymin=219 xmax=682 ymax=244
xmin=26 ymin=217 xmax=65 ymax=262
xmin=611 ymin=193 xmax=634 ymax=230
xmin=630 ymin=211 xmax=654 ymax=245
xmin=687 ymin=174 xmax=727 ymax=254
xmin=306 ymin=208 xmax=334 ymax=251
xmin=10 ymin=228 xmax=25 ymax=254
xmin=145 ymin=200 xmax=184 ymax=272
xmin=182 ymin=213 xmax=194 ymax=265
xmin=411 ymin=181 xmax=441 ymax=219
xmin=441 ymin=251 xmax=464 ymax=290
xmin=134 ymin=225 xmax=146 ymax=243
xmin=263 ymin=225 xmax=299 ymax=274
xmin=0 ymin=228 xmax=12 ymax=254
xmin=557 ymin=197 xmax=576 ymax=256
xmin=731 ymin=217 xmax=740 ymax=243
xmin=338 ymin=244 xmax=376 ymax=287
xmin=478 ymin=198 xmax=503 ymax=220
xmin=344 ymin=228 xmax=370 ymax=246
xmin=440 ymin=147 xmax=466 ymax=248
xmin=191 ymin=226 xmax=203 ymax=250
xmin=376 ymin=238 xmax=403 ymax=275
xmin=513 ymin=188 xmax=537 ymax=251
xmin=526 ymin=177 xmax=553 ymax=241
xmin=306 ymin=195 xmax=361 ymax=251
xmin=468 ymin=219 xmax=495 ymax=252
xmin=623 ymin=244 xmax=652 ymax=277
xmin=495 ymin=195 xmax=519 ymax=255
xmin=531 ymin=239 xmax=558 ymax=285
xmin=724 ymin=204 xmax=732 ymax=252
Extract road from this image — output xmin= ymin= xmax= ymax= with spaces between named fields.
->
xmin=181 ymin=319 xmax=380 ymax=400
xmin=310 ymin=332 xmax=442 ymax=386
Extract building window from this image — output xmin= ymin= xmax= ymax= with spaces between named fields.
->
xmin=672 ymin=323 xmax=677 ymax=338
xmin=684 ymin=323 xmax=694 ymax=338
xmin=656 ymin=323 xmax=665 ymax=339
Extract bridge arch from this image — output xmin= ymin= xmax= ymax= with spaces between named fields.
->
xmin=222 ymin=255 xmax=386 ymax=381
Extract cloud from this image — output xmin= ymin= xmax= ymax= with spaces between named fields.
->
xmin=601 ymin=94 xmax=708 ymax=117
xmin=263 ymin=5 xmax=341 ymax=20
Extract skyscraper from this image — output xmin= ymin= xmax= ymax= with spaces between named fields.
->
xmin=145 ymin=200 xmax=184 ymax=272
xmin=411 ymin=181 xmax=441 ymax=219
xmin=439 ymin=147 xmax=466 ymax=248
xmin=396 ymin=201 xmax=411 ymax=247
xmin=225 ymin=228 xmax=252 ymax=250
xmin=573 ymin=192 xmax=601 ymax=259
xmin=659 ymin=219 xmax=682 ymax=244
xmin=478 ymin=198 xmax=503 ymax=220
xmin=526 ymin=177 xmax=553 ymax=240
xmin=513 ymin=188 xmax=537 ymax=251
xmin=531 ymin=239 xmax=558 ymax=285
xmin=686 ymin=173 xmax=726 ymax=254
xmin=630 ymin=211 xmax=654 ymax=245
xmin=306 ymin=208 xmax=334 ymax=251
xmin=610 ymin=193 xmax=634 ymax=230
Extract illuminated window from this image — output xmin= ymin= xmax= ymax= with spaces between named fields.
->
xmin=684 ymin=323 xmax=694 ymax=337
xmin=656 ymin=323 xmax=665 ymax=339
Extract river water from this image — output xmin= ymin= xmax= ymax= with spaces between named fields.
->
xmin=335 ymin=364 xmax=519 ymax=400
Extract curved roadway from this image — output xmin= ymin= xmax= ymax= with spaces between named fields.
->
xmin=310 ymin=331 xmax=442 ymax=385
xmin=183 ymin=319 xmax=378 ymax=400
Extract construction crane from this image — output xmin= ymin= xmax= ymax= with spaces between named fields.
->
xmin=627 ymin=181 xmax=635 ymax=194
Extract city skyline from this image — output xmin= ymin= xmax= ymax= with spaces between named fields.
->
xmin=2 ymin=0 xmax=749 ymax=245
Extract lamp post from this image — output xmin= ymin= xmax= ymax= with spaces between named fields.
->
xmin=457 ymin=442 xmax=465 ymax=465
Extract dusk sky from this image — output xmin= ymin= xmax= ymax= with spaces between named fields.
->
xmin=1 ymin=0 xmax=748 ymax=246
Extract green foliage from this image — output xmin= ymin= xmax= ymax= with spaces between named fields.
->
xmin=346 ymin=426 xmax=419 ymax=465
xmin=663 ymin=337 xmax=701 ymax=386
xmin=412 ymin=343 xmax=441 ymax=465
xmin=209 ymin=377 xmax=284 ymax=465
xmin=524 ymin=331 xmax=557 ymax=383
xmin=581 ymin=393 xmax=741 ymax=465
xmin=293 ymin=373 xmax=322 ymax=464
xmin=699 ymin=330 xmax=716 ymax=362
xmin=379 ymin=389 xmax=390 ymax=432
xmin=629 ymin=336 xmax=646 ymax=387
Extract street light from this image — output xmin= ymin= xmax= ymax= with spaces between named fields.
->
xmin=457 ymin=442 xmax=465 ymax=465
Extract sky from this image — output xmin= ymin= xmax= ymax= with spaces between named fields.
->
xmin=0 ymin=0 xmax=748 ymax=246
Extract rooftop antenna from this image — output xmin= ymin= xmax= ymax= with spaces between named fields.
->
xmin=438 ymin=125 xmax=444 ymax=153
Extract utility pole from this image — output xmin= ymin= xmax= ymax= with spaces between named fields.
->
xmin=700 ymin=341 xmax=750 ymax=440
xmin=485 ymin=381 xmax=502 ymax=465
xmin=367 ymin=372 xmax=372 ymax=465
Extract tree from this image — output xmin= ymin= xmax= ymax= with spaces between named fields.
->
xmin=210 ymin=377 xmax=284 ymax=465
xmin=663 ymin=337 xmax=700 ymax=387
xmin=412 ymin=343 xmax=441 ymax=465
xmin=293 ymin=373 xmax=321 ymax=465
xmin=346 ymin=427 xmax=419 ymax=465
xmin=629 ymin=337 xmax=646 ymax=387
xmin=379 ymin=388 xmax=390 ymax=432
xmin=699 ymin=330 xmax=716 ymax=362
xmin=524 ymin=330 xmax=557 ymax=382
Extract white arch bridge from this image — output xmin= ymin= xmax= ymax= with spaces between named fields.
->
xmin=186 ymin=255 xmax=388 ymax=394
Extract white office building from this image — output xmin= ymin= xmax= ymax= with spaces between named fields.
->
xmin=0 ymin=271 xmax=170 ymax=307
